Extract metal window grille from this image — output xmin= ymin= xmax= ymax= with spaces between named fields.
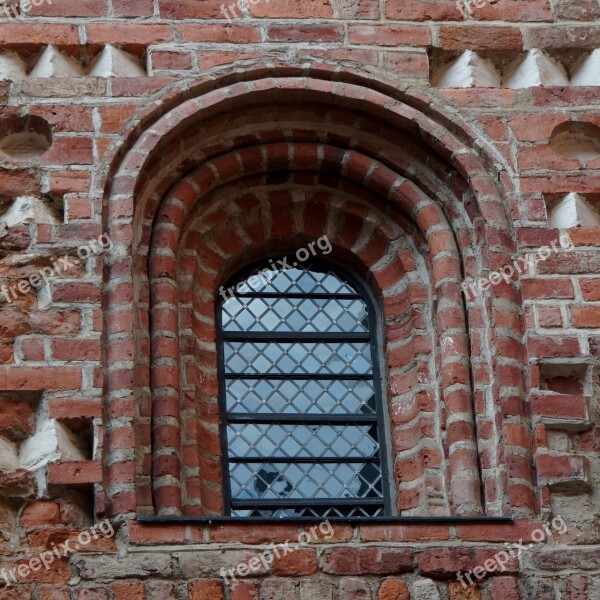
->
xmin=216 ymin=259 xmax=391 ymax=518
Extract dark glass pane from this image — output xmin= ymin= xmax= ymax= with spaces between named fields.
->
xmin=226 ymin=379 xmax=376 ymax=415
xmin=218 ymin=259 xmax=388 ymax=517
xmin=222 ymin=296 xmax=368 ymax=333
xmin=224 ymin=341 xmax=372 ymax=375
xmin=227 ymin=424 xmax=379 ymax=459
xmin=230 ymin=462 xmax=383 ymax=501
xmin=231 ymin=505 xmax=384 ymax=518
xmin=238 ymin=266 xmax=357 ymax=296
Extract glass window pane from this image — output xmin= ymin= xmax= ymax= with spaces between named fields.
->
xmin=226 ymin=379 xmax=376 ymax=415
xmin=218 ymin=259 xmax=388 ymax=517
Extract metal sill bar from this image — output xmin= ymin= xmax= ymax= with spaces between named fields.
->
xmin=137 ymin=515 xmax=514 ymax=525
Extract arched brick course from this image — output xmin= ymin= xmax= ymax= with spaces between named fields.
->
xmin=101 ymin=70 xmax=531 ymax=520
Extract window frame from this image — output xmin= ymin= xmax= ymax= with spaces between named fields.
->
xmin=215 ymin=256 xmax=393 ymax=519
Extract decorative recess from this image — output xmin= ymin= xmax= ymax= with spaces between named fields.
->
xmin=0 ymin=50 xmax=26 ymax=80
xmin=532 ymin=364 xmax=594 ymax=495
xmin=431 ymin=48 xmax=600 ymax=88
xmin=431 ymin=50 xmax=500 ymax=88
xmin=30 ymin=45 xmax=84 ymax=78
xmin=549 ymin=122 xmax=600 ymax=162
xmin=547 ymin=193 xmax=600 ymax=228
xmin=0 ymin=44 xmax=148 ymax=80
xmin=0 ymin=196 xmax=60 ymax=227
xmin=0 ymin=115 xmax=52 ymax=160
xmin=503 ymin=49 xmax=569 ymax=89
xmin=88 ymin=45 xmax=146 ymax=77
xmin=0 ymin=391 xmax=96 ymax=538
xmin=571 ymin=49 xmax=600 ymax=86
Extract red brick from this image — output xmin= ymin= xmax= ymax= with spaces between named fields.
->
xmin=508 ymin=114 xmax=569 ymax=142
xmin=20 ymin=501 xmax=60 ymax=528
xmin=386 ymin=0 xmax=463 ymax=20
xmin=51 ymin=282 xmax=101 ymax=304
xmin=39 ymin=585 xmax=71 ymax=600
xmin=538 ymin=306 xmax=562 ymax=328
xmin=28 ymin=0 xmax=106 ymax=16
xmin=47 ymin=461 xmax=102 ymax=485
xmin=266 ymin=24 xmax=343 ymax=42
xmin=128 ymin=522 xmax=188 ymax=544
xmin=438 ymin=25 xmax=523 ymax=50
xmin=468 ymin=0 xmax=552 ymax=21
xmin=98 ymin=104 xmax=139 ymax=134
xmin=419 ymin=548 xmax=519 ymax=578
xmin=48 ymin=397 xmax=102 ymax=419
xmin=21 ymin=338 xmax=44 ymax=361
xmin=248 ymin=0 xmax=332 ymax=17
xmin=322 ymin=547 xmax=413 ymax=575
xmin=565 ymin=574 xmax=589 ymax=600
xmin=28 ymin=105 xmax=93 ymax=132
xmin=230 ymin=581 xmax=259 ymax=600
xmin=272 ymin=549 xmax=318 ymax=576
xmin=526 ymin=335 xmax=580 ymax=357
xmin=528 ymin=26 xmax=600 ymax=49
xmin=177 ymin=24 xmax=261 ymax=43
xmin=579 ymin=278 xmax=600 ymax=300
xmin=1 ymin=367 xmax=81 ymax=390
xmin=50 ymin=171 xmax=90 ymax=196
xmin=188 ymin=580 xmax=223 ymax=600
xmin=159 ymin=0 xmax=224 ymax=17
xmin=570 ymin=306 xmax=600 ymax=328
xmin=378 ymin=578 xmax=410 ymax=600
xmin=76 ymin=588 xmax=110 ymax=600
xmin=85 ymin=24 xmax=171 ymax=53
xmin=521 ymin=278 xmax=574 ymax=299
xmin=50 ymin=339 xmax=101 ymax=361
xmin=113 ymin=0 xmax=154 ymax=16
xmin=349 ymin=25 xmax=431 ymax=46
xmin=531 ymin=393 xmax=587 ymax=423
xmin=150 ymin=51 xmax=193 ymax=71
xmin=537 ymin=454 xmax=591 ymax=491
xmin=29 ymin=311 xmax=80 ymax=335
xmin=442 ymin=88 xmax=519 ymax=108
xmin=488 ymin=577 xmax=521 ymax=600
xmin=197 ymin=51 xmax=262 ymax=68
xmin=0 ymin=24 xmax=79 ymax=51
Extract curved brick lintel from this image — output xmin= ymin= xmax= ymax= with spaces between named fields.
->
xmin=140 ymin=144 xmax=486 ymax=518
xmin=102 ymin=73 xmax=531 ymax=519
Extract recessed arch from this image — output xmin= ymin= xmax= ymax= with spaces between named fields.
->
xmin=100 ymin=66 xmax=533 ymax=520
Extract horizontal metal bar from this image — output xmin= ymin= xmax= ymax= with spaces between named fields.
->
xmin=232 ymin=293 xmax=363 ymax=300
xmin=138 ymin=515 xmax=515 ymax=525
xmin=226 ymin=414 xmax=378 ymax=424
xmin=231 ymin=498 xmax=384 ymax=508
xmin=228 ymin=457 xmax=380 ymax=464
xmin=222 ymin=332 xmax=370 ymax=342
xmin=225 ymin=374 xmax=373 ymax=380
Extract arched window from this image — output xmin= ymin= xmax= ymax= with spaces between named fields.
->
xmin=217 ymin=258 xmax=391 ymax=518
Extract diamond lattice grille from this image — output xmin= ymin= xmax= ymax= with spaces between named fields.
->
xmin=218 ymin=260 xmax=389 ymax=518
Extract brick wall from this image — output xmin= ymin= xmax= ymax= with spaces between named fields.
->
xmin=0 ymin=0 xmax=599 ymax=598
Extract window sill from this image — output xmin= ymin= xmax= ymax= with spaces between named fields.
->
xmin=137 ymin=515 xmax=513 ymax=525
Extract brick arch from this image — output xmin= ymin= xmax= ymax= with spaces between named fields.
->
xmin=175 ymin=189 xmax=421 ymax=517
xmin=102 ymin=71 xmax=532 ymax=520
xmin=146 ymin=142 xmax=483 ymax=518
